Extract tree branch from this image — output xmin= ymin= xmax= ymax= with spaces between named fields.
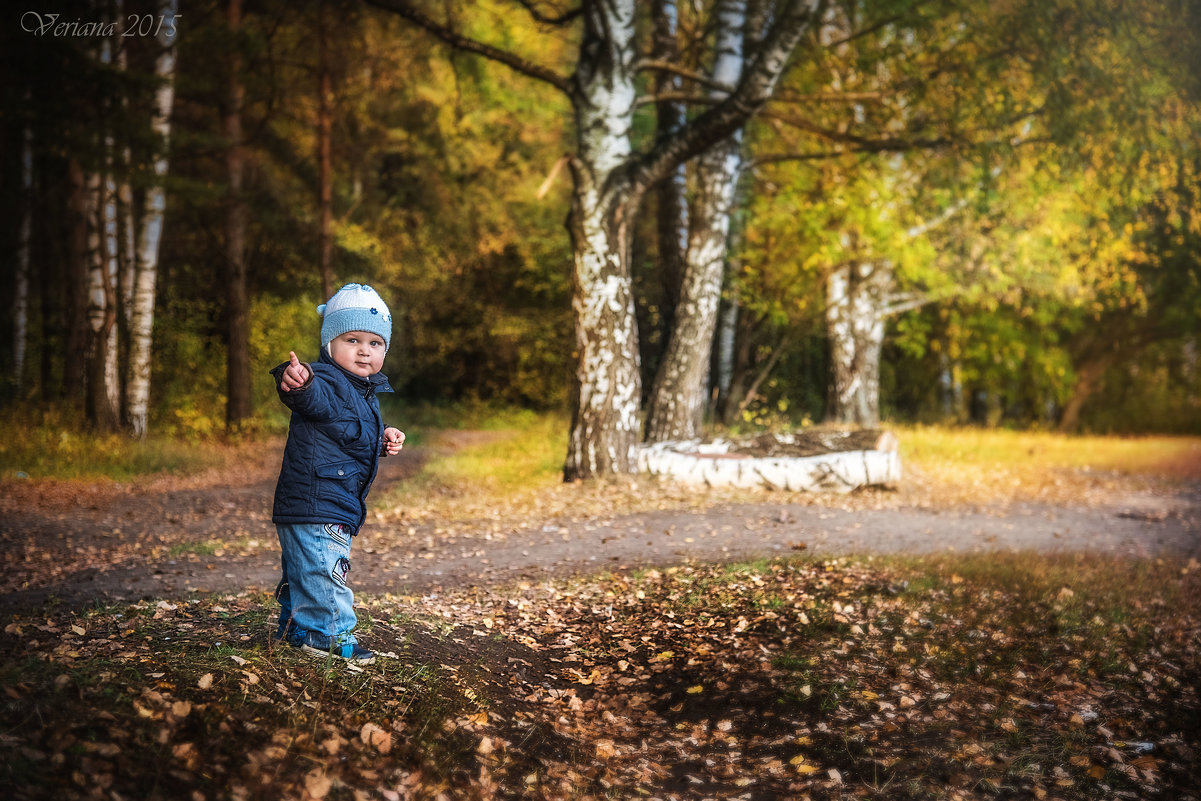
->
xmin=760 ymin=108 xmax=954 ymax=151
xmin=512 ymin=0 xmax=582 ymax=26
xmin=637 ymin=58 xmax=736 ymax=95
xmin=635 ymin=91 xmax=719 ymax=108
xmin=364 ymin=0 xmax=572 ymax=95
xmin=746 ymin=150 xmax=857 ymax=164
xmin=636 ymin=88 xmax=885 ymax=108
xmin=884 ymin=292 xmax=936 ymax=317
xmin=625 ymin=0 xmax=825 ymax=200
xmin=774 ymin=89 xmax=886 ymax=104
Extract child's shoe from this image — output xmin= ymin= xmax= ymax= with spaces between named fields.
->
xmin=300 ymin=639 xmax=376 ymax=665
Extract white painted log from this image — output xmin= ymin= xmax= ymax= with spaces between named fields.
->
xmin=638 ymin=431 xmax=901 ymax=492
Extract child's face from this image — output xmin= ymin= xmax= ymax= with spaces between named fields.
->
xmin=328 ymin=331 xmax=385 ymax=377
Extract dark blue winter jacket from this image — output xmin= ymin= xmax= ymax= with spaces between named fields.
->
xmin=270 ymin=351 xmax=394 ymax=532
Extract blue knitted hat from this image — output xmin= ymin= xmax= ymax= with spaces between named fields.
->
xmin=318 ymin=283 xmax=392 ymax=352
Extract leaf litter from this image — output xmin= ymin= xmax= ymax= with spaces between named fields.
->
xmin=2 ymin=554 xmax=1198 ymax=800
xmin=2 ymin=432 xmax=1199 ymax=797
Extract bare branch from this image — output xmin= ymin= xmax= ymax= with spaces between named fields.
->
xmin=760 ymin=108 xmax=954 ymax=151
xmin=746 ymin=150 xmax=855 ymax=164
xmin=625 ymin=0 xmax=825 ymax=199
xmin=511 ymin=0 xmax=582 ymax=26
xmin=822 ymin=13 xmax=904 ymax=50
xmin=774 ymin=90 xmax=886 ymax=104
xmin=642 ymin=88 xmax=883 ymax=109
xmin=884 ymin=292 xmax=936 ymax=317
xmin=637 ymin=58 xmax=736 ymax=96
xmin=364 ymin=0 xmax=572 ymax=95
xmin=636 ymin=91 xmax=718 ymax=108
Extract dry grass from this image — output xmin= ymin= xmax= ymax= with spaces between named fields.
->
xmin=381 ymin=422 xmax=1201 ymax=528
xmin=898 ymin=426 xmax=1201 ymax=507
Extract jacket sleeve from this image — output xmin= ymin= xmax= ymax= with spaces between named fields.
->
xmin=270 ymin=361 xmax=341 ymax=423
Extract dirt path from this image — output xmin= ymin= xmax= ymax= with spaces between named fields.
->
xmin=2 ymin=443 xmax=1198 ymax=614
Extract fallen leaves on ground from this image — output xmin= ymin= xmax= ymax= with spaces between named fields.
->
xmin=3 ymin=553 xmax=1199 ymax=800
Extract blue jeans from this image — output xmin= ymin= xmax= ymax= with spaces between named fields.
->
xmin=274 ymin=522 xmax=358 ymax=648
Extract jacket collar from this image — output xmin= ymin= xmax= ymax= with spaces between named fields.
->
xmin=318 ymin=350 xmax=394 ymax=396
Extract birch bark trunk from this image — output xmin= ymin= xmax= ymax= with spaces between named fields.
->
xmin=85 ymin=167 xmax=121 ymax=432
xmin=825 ymin=260 xmax=888 ymax=426
xmin=563 ymin=0 xmax=642 ymax=479
xmin=646 ymin=0 xmax=748 ymax=442
xmin=126 ymin=0 xmax=179 ymax=438
xmin=115 ymin=0 xmax=135 ymax=393
xmin=86 ymin=27 xmax=121 ymax=432
xmin=652 ymin=0 xmax=687 ymax=344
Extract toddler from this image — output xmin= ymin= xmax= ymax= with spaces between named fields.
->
xmin=270 ymin=283 xmax=405 ymax=664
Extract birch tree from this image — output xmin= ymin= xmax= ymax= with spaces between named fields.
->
xmin=823 ymin=156 xmax=975 ymax=426
xmin=648 ymin=0 xmax=689 ymax=363
xmin=85 ymin=20 xmax=122 ymax=433
xmin=125 ymin=0 xmax=180 ymax=438
xmin=368 ymin=0 xmax=824 ymax=478
xmin=646 ymin=0 xmax=750 ymax=442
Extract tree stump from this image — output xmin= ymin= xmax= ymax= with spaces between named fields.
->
xmin=637 ymin=429 xmax=901 ymax=492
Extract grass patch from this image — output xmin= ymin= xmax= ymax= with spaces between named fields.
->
xmin=0 ymin=425 xmax=224 ymax=482
xmin=0 ymin=404 xmax=272 ymax=481
xmin=377 ymin=408 xmax=567 ymax=516
xmin=896 ymin=425 xmax=1201 ymax=480
xmin=896 ymin=425 xmax=1201 ymax=504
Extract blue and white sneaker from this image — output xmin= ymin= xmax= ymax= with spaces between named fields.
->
xmin=278 ymin=631 xmax=376 ymax=665
xmin=301 ymin=640 xmax=376 ymax=665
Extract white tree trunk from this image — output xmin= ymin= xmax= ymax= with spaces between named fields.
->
xmin=126 ymin=0 xmax=179 ymax=438
xmin=564 ymin=0 xmax=642 ymax=479
xmin=646 ymin=0 xmax=748 ymax=442
xmin=566 ymin=189 xmax=643 ymax=478
xmin=714 ymin=293 xmax=738 ymax=405
xmin=652 ymin=0 xmax=687 ymax=334
xmin=826 ymin=260 xmax=890 ymax=426
xmin=81 ymin=25 xmax=121 ymax=431
xmin=85 ymin=165 xmax=121 ymax=431
xmin=116 ymin=2 xmax=137 ymax=337
xmin=13 ymin=123 xmax=33 ymax=392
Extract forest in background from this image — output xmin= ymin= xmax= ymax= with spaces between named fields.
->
xmin=1 ymin=0 xmax=1199 ymax=464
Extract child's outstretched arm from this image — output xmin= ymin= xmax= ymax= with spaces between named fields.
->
xmin=279 ymin=351 xmax=311 ymax=392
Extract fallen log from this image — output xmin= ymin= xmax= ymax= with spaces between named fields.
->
xmin=637 ymin=429 xmax=901 ymax=492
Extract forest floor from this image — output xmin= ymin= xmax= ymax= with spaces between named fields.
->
xmin=2 ymin=432 xmax=1200 ymax=800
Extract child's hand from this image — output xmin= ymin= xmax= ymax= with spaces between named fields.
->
xmin=383 ymin=427 xmax=406 ymax=456
xmin=280 ymin=352 xmax=310 ymax=392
